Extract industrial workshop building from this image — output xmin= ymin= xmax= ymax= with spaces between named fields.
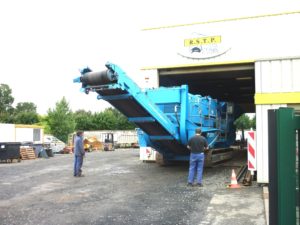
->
xmin=139 ymin=11 xmax=300 ymax=183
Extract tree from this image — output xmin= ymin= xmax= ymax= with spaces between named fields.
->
xmin=91 ymin=108 xmax=136 ymax=130
xmin=250 ymin=115 xmax=256 ymax=130
xmin=37 ymin=115 xmax=51 ymax=134
xmin=14 ymin=102 xmax=37 ymax=113
xmin=234 ymin=114 xmax=251 ymax=130
xmin=13 ymin=102 xmax=39 ymax=124
xmin=72 ymin=107 xmax=135 ymax=132
xmin=0 ymin=84 xmax=14 ymax=122
xmin=92 ymin=109 xmax=116 ymax=130
xmin=74 ymin=110 xmax=97 ymax=131
xmin=109 ymin=108 xmax=135 ymax=130
xmin=234 ymin=114 xmax=251 ymax=141
xmin=46 ymin=97 xmax=75 ymax=143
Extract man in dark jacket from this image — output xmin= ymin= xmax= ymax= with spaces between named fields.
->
xmin=187 ymin=128 xmax=208 ymax=187
xmin=74 ymin=130 xmax=85 ymax=177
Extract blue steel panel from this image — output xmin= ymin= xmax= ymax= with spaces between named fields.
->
xmin=149 ymin=135 xmax=174 ymax=140
xmin=180 ymin=85 xmax=188 ymax=145
xmin=128 ymin=117 xmax=155 ymax=123
xmin=145 ymin=87 xmax=181 ymax=104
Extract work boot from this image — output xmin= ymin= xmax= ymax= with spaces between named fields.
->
xmin=196 ymin=183 xmax=203 ymax=187
xmin=187 ymin=183 xmax=193 ymax=187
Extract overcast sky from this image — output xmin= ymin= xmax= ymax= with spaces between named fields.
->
xmin=0 ymin=0 xmax=299 ymax=114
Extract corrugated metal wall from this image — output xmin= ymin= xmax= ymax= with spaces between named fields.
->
xmin=255 ymin=58 xmax=300 ymax=183
xmin=255 ymin=58 xmax=300 ymax=93
xmin=256 ymin=104 xmax=286 ymax=183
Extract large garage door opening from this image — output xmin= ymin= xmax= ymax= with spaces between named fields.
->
xmin=158 ymin=63 xmax=255 ymax=113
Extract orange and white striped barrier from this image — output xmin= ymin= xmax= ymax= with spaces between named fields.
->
xmin=247 ymin=131 xmax=256 ymax=172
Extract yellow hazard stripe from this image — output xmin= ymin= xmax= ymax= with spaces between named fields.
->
xmin=255 ymin=92 xmax=300 ymax=104
xmin=15 ymin=124 xmax=43 ymax=129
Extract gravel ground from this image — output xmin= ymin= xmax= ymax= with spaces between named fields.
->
xmin=0 ymin=149 xmax=266 ymax=225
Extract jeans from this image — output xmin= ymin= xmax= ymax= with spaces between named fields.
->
xmin=188 ymin=152 xmax=205 ymax=184
xmin=74 ymin=155 xmax=83 ymax=176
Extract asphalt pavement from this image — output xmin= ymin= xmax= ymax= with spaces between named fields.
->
xmin=0 ymin=149 xmax=266 ymax=225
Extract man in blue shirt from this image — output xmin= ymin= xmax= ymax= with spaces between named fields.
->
xmin=187 ymin=128 xmax=208 ymax=187
xmin=74 ymin=130 xmax=85 ymax=177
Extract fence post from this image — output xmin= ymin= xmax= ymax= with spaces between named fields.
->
xmin=268 ymin=109 xmax=278 ymax=225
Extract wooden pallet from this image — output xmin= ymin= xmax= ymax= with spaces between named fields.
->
xmin=20 ymin=147 xmax=36 ymax=160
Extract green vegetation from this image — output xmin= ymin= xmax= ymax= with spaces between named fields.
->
xmin=0 ymin=84 xmax=14 ymax=123
xmin=13 ymin=102 xmax=39 ymax=124
xmin=73 ymin=108 xmax=135 ymax=131
xmin=234 ymin=114 xmax=256 ymax=130
xmin=46 ymin=97 xmax=76 ymax=143
xmin=234 ymin=113 xmax=256 ymax=141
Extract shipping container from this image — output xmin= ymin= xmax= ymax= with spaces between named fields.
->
xmin=0 ymin=124 xmax=43 ymax=143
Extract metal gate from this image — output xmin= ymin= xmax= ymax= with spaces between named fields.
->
xmin=268 ymin=108 xmax=300 ymax=225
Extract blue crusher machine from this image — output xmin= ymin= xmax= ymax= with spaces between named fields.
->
xmin=74 ymin=62 xmax=241 ymax=166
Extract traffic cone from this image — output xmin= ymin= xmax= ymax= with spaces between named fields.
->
xmin=228 ymin=169 xmax=240 ymax=188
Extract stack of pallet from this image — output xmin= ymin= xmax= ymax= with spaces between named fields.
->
xmin=20 ymin=147 xmax=36 ymax=160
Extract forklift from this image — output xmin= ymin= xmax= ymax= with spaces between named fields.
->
xmin=103 ymin=133 xmax=115 ymax=151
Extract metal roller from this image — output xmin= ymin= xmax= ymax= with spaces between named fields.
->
xmin=80 ymin=70 xmax=118 ymax=86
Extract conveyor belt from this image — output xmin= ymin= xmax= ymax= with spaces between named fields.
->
xmin=96 ymin=87 xmax=187 ymax=155
xmin=74 ymin=63 xmax=189 ymax=156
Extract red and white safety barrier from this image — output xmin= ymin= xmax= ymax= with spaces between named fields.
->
xmin=247 ymin=131 xmax=257 ymax=172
